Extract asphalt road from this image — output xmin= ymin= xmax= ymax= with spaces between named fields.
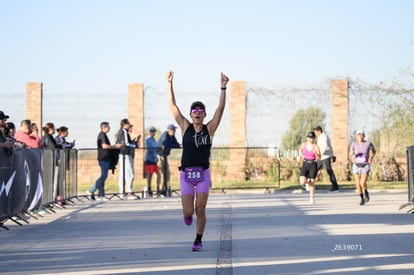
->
xmin=1 ymin=189 xmax=414 ymax=275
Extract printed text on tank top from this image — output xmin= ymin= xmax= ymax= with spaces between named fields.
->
xmin=193 ymin=129 xmax=209 ymax=148
xmin=180 ymin=124 xmax=212 ymax=170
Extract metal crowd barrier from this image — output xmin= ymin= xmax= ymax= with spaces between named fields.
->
xmin=399 ymin=145 xmax=414 ymax=213
xmin=0 ymin=148 xmax=78 ymax=230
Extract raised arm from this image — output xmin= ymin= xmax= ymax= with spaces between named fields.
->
xmin=167 ymin=71 xmax=190 ymax=134
xmin=207 ymin=72 xmax=229 ymax=137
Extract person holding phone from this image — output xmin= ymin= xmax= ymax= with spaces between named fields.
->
xmin=14 ymin=119 xmax=42 ymax=148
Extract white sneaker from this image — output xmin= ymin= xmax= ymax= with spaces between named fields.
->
xmin=97 ymin=197 xmax=107 ymax=201
xmin=127 ymin=194 xmax=137 ymax=200
xmin=36 ymin=208 xmax=47 ymax=215
xmin=309 ymin=198 xmax=315 ymax=204
xmin=305 ymin=183 xmax=309 ymax=191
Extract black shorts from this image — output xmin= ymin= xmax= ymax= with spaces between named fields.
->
xmin=300 ymin=160 xmax=318 ymax=179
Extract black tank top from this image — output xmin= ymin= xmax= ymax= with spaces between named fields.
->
xmin=180 ymin=124 xmax=211 ymax=169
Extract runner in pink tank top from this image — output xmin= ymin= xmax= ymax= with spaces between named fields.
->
xmin=299 ymin=131 xmax=321 ymax=204
xmin=302 ymin=143 xmax=317 ymax=160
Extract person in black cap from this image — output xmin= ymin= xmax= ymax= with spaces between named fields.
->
xmin=0 ymin=111 xmax=10 ymax=121
xmin=0 ymin=111 xmax=15 ymax=152
xmin=299 ymin=131 xmax=321 ymax=204
xmin=166 ymin=70 xmax=229 ymax=251
xmin=157 ymin=123 xmax=181 ymax=196
xmin=0 ymin=111 xmax=10 ymax=135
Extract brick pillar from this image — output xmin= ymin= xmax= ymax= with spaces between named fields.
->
xmin=229 ymin=81 xmax=247 ymax=180
xmin=26 ymin=82 xmax=43 ymax=127
xmin=128 ymin=83 xmax=144 ymax=180
xmin=331 ymin=80 xmax=349 ymax=180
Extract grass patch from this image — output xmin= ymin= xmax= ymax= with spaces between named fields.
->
xmin=210 ymin=180 xmax=407 ymax=191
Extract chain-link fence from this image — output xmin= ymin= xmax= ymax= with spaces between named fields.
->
xmin=2 ymin=77 xmax=412 ymax=183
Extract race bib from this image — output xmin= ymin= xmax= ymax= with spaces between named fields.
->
xmin=184 ymin=167 xmax=204 ymax=184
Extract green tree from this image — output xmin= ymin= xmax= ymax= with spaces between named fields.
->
xmin=380 ymin=102 xmax=414 ymax=157
xmin=281 ymin=107 xmax=326 ymax=150
xmin=351 ymin=71 xmax=414 ymax=157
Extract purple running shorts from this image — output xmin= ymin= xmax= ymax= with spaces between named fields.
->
xmin=180 ymin=168 xmax=212 ymax=195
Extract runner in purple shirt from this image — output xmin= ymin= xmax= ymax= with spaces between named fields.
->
xmin=349 ymin=130 xmax=376 ymax=205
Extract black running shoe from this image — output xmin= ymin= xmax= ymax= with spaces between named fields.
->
xmin=364 ymin=190 xmax=370 ymax=203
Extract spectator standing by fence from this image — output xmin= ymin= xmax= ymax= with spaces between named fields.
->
xmin=116 ymin=119 xmax=140 ymax=198
xmin=157 ymin=124 xmax=181 ymax=196
xmin=55 ymin=126 xmax=75 ymax=149
xmin=4 ymin=122 xmax=25 ymax=148
xmin=15 ymin=120 xmax=41 ymax=148
xmin=313 ymin=126 xmax=339 ymax=191
xmin=349 ymin=130 xmax=376 ymax=206
xmin=145 ymin=127 xmax=161 ymax=197
xmin=4 ymin=122 xmax=16 ymax=140
xmin=41 ymin=122 xmax=65 ymax=202
xmin=41 ymin=123 xmax=65 ymax=150
xmin=87 ymin=122 xmax=121 ymax=201
xmin=0 ymin=111 xmax=15 ymax=153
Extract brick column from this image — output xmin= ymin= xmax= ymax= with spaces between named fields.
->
xmin=229 ymin=81 xmax=247 ymax=180
xmin=128 ymin=83 xmax=144 ymax=181
xmin=26 ymin=82 xmax=43 ymax=127
xmin=331 ymin=80 xmax=349 ymax=180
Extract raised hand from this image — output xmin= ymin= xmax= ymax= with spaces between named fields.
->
xmin=221 ymin=72 xmax=229 ymax=88
xmin=167 ymin=71 xmax=174 ymax=83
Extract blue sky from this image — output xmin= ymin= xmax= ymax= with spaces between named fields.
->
xmin=1 ymin=1 xmax=413 ymax=148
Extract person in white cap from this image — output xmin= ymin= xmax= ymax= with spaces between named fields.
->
xmin=349 ymin=130 xmax=376 ymax=205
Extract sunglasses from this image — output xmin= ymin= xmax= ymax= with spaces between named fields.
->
xmin=191 ymin=108 xmax=205 ymax=113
